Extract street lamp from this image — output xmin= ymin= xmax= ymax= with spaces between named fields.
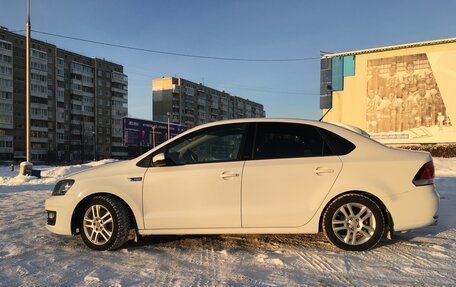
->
xmin=151 ymin=125 xmax=156 ymax=148
xmin=92 ymin=131 xmax=96 ymax=161
xmin=20 ymin=0 xmax=32 ymax=175
xmin=167 ymin=112 xmax=170 ymax=140
xmin=81 ymin=122 xmax=84 ymax=164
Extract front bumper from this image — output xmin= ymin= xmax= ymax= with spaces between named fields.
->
xmin=386 ymin=185 xmax=439 ymax=232
xmin=45 ymin=195 xmax=77 ymax=235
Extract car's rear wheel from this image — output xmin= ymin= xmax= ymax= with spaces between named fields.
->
xmin=80 ymin=196 xmax=130 ymax=251
xmin=323 ymin=194 xmax=385 ymax=251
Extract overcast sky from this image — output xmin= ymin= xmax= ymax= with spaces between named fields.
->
xmin=2 ymin=0 xmax=456 ymax=120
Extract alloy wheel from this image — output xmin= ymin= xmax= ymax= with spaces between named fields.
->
xmin=83 ymin=204 xmax=114 ymax=245
xmin=331 ymin=202 xmax=376 ymax=246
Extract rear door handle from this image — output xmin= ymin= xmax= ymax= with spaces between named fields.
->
xmin=220 ymin=171 xmax=239 ymax=179
xmin=314 ymin=167 xmax=334 ymax=175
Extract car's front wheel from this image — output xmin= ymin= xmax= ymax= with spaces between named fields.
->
xmin=323 ymin=194 xmax=385 ymax=251
xmin=80 ymin=196 xmax=131 ymax=251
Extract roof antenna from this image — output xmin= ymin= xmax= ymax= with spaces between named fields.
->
xmin=319 ymin=83 xmax=333 ymax=121
xmin=319 ymin=108 xmax=332 ymax=121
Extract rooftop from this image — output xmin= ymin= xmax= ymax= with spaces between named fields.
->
xmin=322 ymin=37 xmax=456 ymax=59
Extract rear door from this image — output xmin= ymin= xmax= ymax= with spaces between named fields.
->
xmin=242 ymin=122 xmax=343 ymax=227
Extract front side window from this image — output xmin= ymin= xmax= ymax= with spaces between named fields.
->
xmin=165 ymin=124 xmax=246 ymax=165
xmin=253 ymin=123 xmax=333 ymax=160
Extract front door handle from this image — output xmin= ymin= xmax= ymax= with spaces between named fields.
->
xmin=314 ymin=167 xmax=334 ymax=175
xmin=220 ymin=171 xmax=239 ymax=179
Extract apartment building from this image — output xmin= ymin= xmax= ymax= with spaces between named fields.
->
xmin=152 ymin=77 xmax=266 ymax=128
xmin=0 ymin=27 xmax=128 ymax=162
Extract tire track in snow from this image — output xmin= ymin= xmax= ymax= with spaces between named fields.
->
xmin=293 ymin=250 xmax=352 ymax=286
xmin=295 ymin=251 xmax=337 ymax=273
xmin=382 ymin=243 xmax=441 ymax=269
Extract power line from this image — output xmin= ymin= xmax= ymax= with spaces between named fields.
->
xmin=124 ymin=67 xmax=319 ymax=95
xmin=129 ymin=76 xmax=318 ymax=96
xmin=32 ymin=29 xmax=320 ymax=62
xmin=210 ymin=84 xmax=319 ymax=96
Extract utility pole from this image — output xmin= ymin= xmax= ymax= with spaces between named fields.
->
xmin=20 ymin=0 xmax=33 ymax=175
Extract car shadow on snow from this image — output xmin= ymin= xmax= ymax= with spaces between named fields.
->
xmin=122 ymin=233 xmax=336 ymax=252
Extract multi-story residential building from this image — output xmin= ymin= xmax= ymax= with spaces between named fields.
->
xmin=0 ymin=27 xmax=128 ymax=162
xmin=0 ymin=38 xmax=14 ymax=160
xmin=152 ymin=77 xmax=266 ymax=128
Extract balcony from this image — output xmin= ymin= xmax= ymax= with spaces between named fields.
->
xmin=111 ymin=141 xmax=124 ymax=147
xmin=31 ymin=114 xmax=48 ymax=121
xmin=31 ymin=91 xmax=48 ymax=99
xmin=111 ymin=86 xmax=127 ymax=94
xmin=56 ymin=95 xmax=65 ymax=102
xmin=82 ymin=81 xmax=94 ymax=88
xmin=70 ymin=89 xmax=84 ymax=96
xmin=31 ymin=149 xmax=48 ymax=155
xmin=70 ymin=119 xmax=81 ymax=125
xmin=71 ymin=129 xmax=82 ymax=135
xmin=70 ymin=109 xmax=82 ymax=115
xmin=111 ymin=71 xmax=128 ymax=84
xmin=0 ymin=135 xmax=13 ymax=153
xmin=70 ymin=61 xmax=94 ymax=76
xmin=81 ymin=110 xmax=94 ymax=117
xmin=31 ymin=125 xmax=48 ymax=132
xmin=70 ymin=99 xmax=83 ymax=106
xmin=31 ymin=136 xmax=48 ymax=143
xmin=111 ymin=151 xmax=128 ymax=157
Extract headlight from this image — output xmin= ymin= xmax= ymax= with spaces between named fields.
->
xmin=52 ymin=179 xmax=75 ymax=196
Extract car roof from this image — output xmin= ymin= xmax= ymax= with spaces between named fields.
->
xmin=189 ymin=118 xmax=361 ymax=136
xmin=193 ymin=118 xmax=321 ymax=129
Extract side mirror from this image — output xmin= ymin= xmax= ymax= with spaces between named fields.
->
xmin=152 ymin=153 xmax=166 ymax=167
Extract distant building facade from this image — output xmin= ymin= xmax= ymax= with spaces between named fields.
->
xmin=0 ymin=27 xmax=128 ymax=162
xmin=152 ymin=77 xmax=266 ymax=128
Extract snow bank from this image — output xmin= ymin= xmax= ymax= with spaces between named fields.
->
xmin=434 ymin=157 xmax=456 ymax=177
xmin=0 ymin=159 xmax=117 ymax=188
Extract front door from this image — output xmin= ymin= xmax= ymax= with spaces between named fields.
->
xmin=143 ymin=123 xmax=247 ymax=229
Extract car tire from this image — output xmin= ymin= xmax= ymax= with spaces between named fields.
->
xmin=323 ymin=193 xmax=385 ymax=251
xmin=80 ymin=196 xmax=131 ymax=251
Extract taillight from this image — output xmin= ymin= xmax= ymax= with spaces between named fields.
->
xmin=413 ymin=161 xmax=435 ymax=186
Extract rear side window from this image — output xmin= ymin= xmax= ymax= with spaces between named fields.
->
xmin=317 ymin=128 xmax=356 ymax=155
xmin=253 ymin=123 xmax=333 ymax=160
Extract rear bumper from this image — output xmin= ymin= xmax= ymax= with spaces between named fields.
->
xmin=386 ymin=185 xmax=439 ymax=231
xmin=45 ymin=195 xmax=77 ymax=235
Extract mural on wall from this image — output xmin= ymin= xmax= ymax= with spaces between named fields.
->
xmin=366 ymin=53 xmax=451 ymax=140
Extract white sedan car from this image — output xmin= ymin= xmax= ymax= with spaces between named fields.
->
xmin=45 ymin=119 xmax=439 ymax=251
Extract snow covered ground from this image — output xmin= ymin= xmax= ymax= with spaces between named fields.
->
xmin=0 ymin=159 xmax=455 ymax=286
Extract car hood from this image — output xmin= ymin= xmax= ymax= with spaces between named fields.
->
xmin=64 ymin=160 xmax=133 ymax=181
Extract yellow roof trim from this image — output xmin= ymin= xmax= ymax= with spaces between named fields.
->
xmin=322 ymin=37 xmax=456 ymax=59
